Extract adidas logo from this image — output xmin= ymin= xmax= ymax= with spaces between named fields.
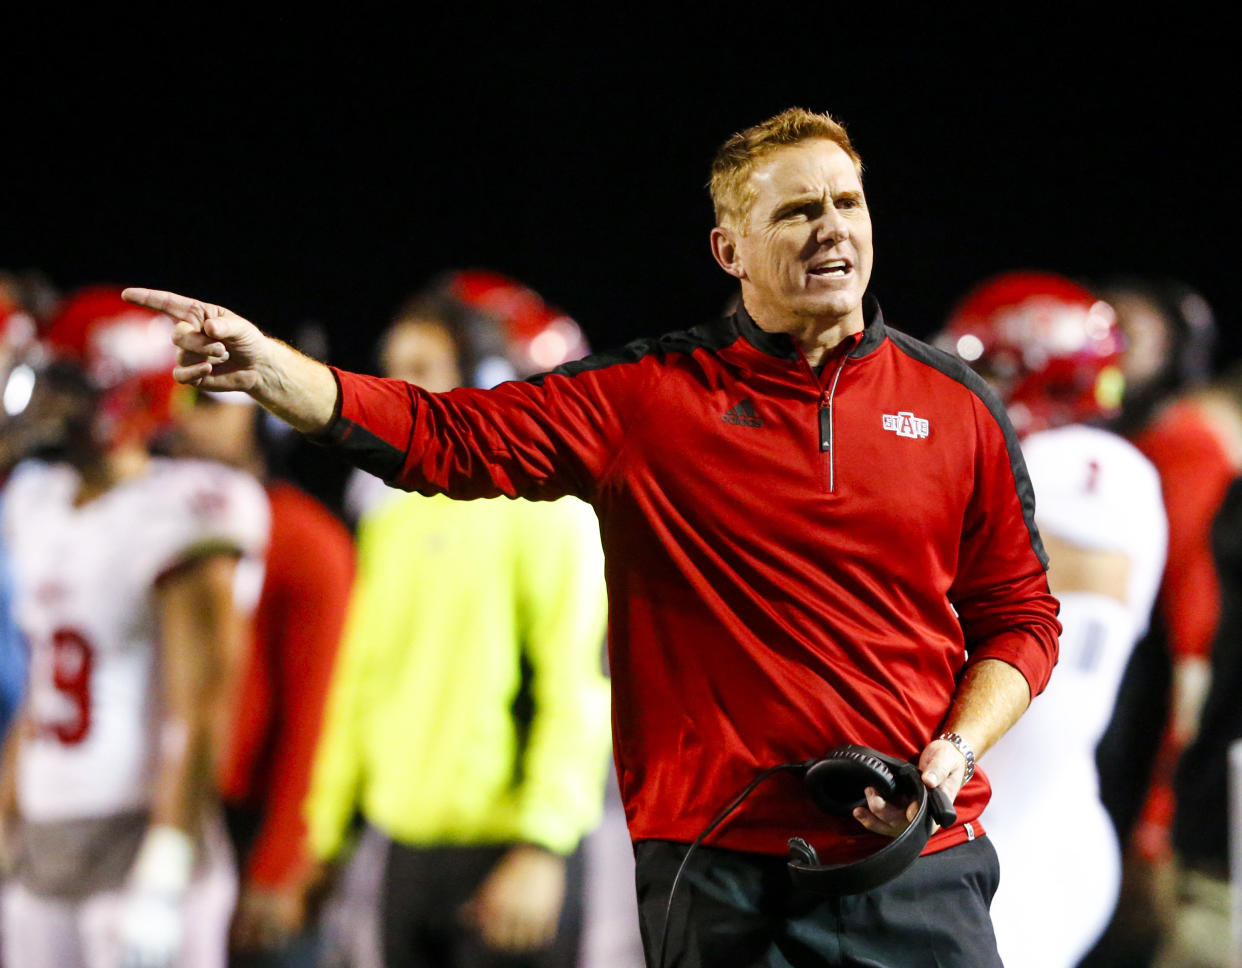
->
xmin=722 ymin=398 xmax=763 ymax=428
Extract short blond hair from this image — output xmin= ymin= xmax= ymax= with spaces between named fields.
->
xmin=710 ymin=107 xmax=863 ymax=232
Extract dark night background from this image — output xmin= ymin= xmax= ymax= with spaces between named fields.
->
xmin=4 ymin=19 xmax=1236 ymax=499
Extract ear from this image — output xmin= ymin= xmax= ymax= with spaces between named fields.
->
xmin=710 ymin=226 xmax=746 ymax=280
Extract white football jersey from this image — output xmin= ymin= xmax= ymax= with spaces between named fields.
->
xmin=986 ymin=424 xmax=1168 ymax=968
xmin=1022 ymin=424 xmax=1167 ymax=627
xmin=2 ymin=458 xmax=269 ymax=822
xmin=988 ymin=423 xmax=1167 ymax=780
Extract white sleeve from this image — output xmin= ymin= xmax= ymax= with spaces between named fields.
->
xmin=1023 ymin=424 xmax=1167 ymax=632
xmin=146 ymin=460 xmax=271 ymax=579
xmin=1023 ymin=426 xmax=1163 ymax=554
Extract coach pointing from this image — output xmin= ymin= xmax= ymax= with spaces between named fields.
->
xmin=126 ymin=108 xmax=1059 ymax=968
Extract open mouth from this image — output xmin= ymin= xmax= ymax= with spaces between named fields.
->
xmin=809 ymin=260 xmax=851 ymax=277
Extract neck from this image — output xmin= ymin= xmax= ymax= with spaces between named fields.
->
xmin=74 ymin=444 xmax=150 ymax=507
xmin=794 ymin=314 xmax=866 ymax=368
xmin=742 ymin=296 xmax=866 ymax=368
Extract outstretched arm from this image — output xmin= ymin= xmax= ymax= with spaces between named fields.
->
xmin=122 ymin=288 xmax=338 ymax=434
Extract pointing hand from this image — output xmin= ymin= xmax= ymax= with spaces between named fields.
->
xmin=122 ymin=288 xmax=268 ymax=392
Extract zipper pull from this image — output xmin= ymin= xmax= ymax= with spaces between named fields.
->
xmin=819 ymin=392 xmax=832 ymax=452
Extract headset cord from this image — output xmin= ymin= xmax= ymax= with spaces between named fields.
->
xmin=656 ymin=761 xmax=811 ymax=968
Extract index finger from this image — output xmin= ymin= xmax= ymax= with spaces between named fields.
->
xmin=121 ymin=287 xmax=209 ymax=324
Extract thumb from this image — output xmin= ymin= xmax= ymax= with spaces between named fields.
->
xmin=202 ymin=314 xmax=241 ymax=341
xmin=919 ymin=744 xmax=964 ymax=799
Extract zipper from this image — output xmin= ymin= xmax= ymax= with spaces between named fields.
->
xmin=819 ymin=358 xmax=849 ymax=492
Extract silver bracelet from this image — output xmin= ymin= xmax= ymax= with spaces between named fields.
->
xmin=937 ymin=731 xmax=975 ymax=784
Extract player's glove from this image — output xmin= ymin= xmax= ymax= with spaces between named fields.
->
xmin=117 ymin=825 xmax=195 ymax=968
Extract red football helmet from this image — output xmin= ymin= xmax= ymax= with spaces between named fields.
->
xmin=442 ymin=270 xmax=590 ymax=381
xmin=938 ymin=272 xmax=1124 ymax=435
xmin=42 ymin=286 xmax=184 ymax=449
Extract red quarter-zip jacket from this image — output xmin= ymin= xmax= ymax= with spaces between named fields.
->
xmin=323 ymin=298 xmax=1061 ymax=862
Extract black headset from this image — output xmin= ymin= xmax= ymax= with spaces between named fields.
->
xmin=786 ymin=745 xmax=957 ymax=895
xmin=656 ymin=744 xmax=958 ymax=968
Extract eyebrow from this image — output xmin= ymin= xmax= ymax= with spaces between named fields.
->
xmin=772 ymin=188 xmax=865 ymax=217
xmin=772 ymin=193 xmax=824 ymax=217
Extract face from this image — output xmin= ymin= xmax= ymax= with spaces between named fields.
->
xmin=716 ymin=139 xmax=873 ymax=332
xmin=172 ymin=396 xmax=257 ymax=467
xmin=1109 ymin=292 xmax=1172 ymax=390
xmin=381 ymin=319 xmax=462 ymax=392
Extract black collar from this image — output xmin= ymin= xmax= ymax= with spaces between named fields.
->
xmin=730 ymin=294 xmax=888 ymax=361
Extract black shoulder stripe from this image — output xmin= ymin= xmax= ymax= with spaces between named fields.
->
xmin=318 ymin=417 xmax=407 ymax=485
xmin=886 ymin=328 xmax=1049 ymax=569
xmin=526 ymin=317 xmax=742 ymax=386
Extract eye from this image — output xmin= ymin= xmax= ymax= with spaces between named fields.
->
xmin=836 ymin=195 xmax=860 ymax=210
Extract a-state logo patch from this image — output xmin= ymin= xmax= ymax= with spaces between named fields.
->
xmin=882 ymin=411 xmax=930 ymax=439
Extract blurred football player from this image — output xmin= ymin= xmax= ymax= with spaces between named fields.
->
xmin=936 ymin=272 xmax=1169 ymax=968
xmin=0 ymin=287 xmax=269 ymax=968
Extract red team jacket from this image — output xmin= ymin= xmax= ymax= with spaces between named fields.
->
xmin=324 ymin=299 xmax=1060 ymax=862
xmin=218 ymin=482 xmax=355 ymax=888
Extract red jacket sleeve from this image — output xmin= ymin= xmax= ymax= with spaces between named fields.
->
xmin=327 ymin=362 xmax=644 ymax=501
xmin=949 ymin=392 xmax=1061 ymax=698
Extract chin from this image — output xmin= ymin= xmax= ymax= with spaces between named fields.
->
xmin=799 ymin=292 xmax=862 ymax=321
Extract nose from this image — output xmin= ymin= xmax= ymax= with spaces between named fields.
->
xmin=814 ymin=206 xmax=848 ymax=246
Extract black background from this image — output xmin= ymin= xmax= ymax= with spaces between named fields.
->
xmin=6 ymin=18 xmax=1237 ymax=375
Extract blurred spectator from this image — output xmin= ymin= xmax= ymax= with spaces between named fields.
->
xmin=0 ymin=270 xmax=58 ymax=335
xmin=1149 ymin=366 xmax=1242 ymax=968
xmin=169 ymin=390 xmax=355 ymax=967
xmin=305 ymin=273 xmax=611 ymax=968
xmin=0 ymin=302 xmax=40 ymax=741
xmin=0 ymin=547 xmax=22 ymax=742
xmin=1080 ymin=279 xmax=1225 ymax=968
xmin=936 ymin=272 xmax=1168 ymax=968
xmin=1098 ymin=278 xmax=1217 ymax=439
xmin=0 ymin=287 xmax=268 ymax=968
xmin=1087 ymin=290 xmax=1237 ymax=967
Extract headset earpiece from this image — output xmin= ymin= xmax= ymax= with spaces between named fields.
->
xmin=787 ymin=744 xmax=956 ymax=896
xmin=803 ymin=745 xmax=899 ymax=815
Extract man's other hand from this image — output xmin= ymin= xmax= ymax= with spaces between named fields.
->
xmin=122 ymin=288 xmax=268 ymax=393
xmin=851 ymin=737 xmax=970 ymax=838
xmin=459 ymin=845 xmax=566 ymax=953
xmin=850 ymin=784 xmax=921 ymax=838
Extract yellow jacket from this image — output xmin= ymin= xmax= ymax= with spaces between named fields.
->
xmin=305 ymin=492 xmax=610 ymax=860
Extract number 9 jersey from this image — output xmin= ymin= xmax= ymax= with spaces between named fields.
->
xmin=2 ymin=456 xmax=269 ymax=822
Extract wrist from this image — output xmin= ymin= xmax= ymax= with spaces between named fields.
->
xmin=936 ymin=731 xmax=976 ymax=784
xmin=251 ymin=334 xmax=288 ymax=408
xmin=131 ymin=824 xmax=195 ymax=897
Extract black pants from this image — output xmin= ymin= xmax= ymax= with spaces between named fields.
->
xmin=635 ymin=837 xmax=1002 ymax=968
xmin=380 ymin=840 xmax=585 ymax=968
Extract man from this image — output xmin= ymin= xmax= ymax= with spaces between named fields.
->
xmin=1158 ymin=450 xmax=1242 ymax=968
xmin=936 ymin=272 xmax=1168 ymax=968
xmin=171 ymin=389 xmax=356 ymax=968
xmin=126 ymin=107 xmax=1061 ymax=968
xmin=0 ymin=287 xmax=269 ymax=968
xmin=1142 ymin=362 xmax=1242 ymax=968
